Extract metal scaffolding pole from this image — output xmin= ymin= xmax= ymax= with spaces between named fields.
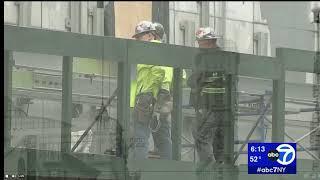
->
xmin=199 ymin=1 xmax=210 ymax=27
xmin=311 ymin=2 xmax=320 ymax=170
xmin=264 ymin=117 xmax=320 ymax=161
xmin=93 ymin=2 xmax=104 ymax=36
xmin=295 ymin=125 xmax=320 ymax=144
xmin=253 ymin=91 xmax=269 ymax=142
xmin=233 ymin=96 xmax=272 ymax=163
xmin=152 ymin=1 xmax=170 ymax=43
xmin=17 ymin=1 xmax=31 ymax=27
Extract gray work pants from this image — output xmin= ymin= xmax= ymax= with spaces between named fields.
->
xmin=192 ymin=109 xmax=224 ymax=164
xmin=128 ymin=93 xmax=172 ymax=160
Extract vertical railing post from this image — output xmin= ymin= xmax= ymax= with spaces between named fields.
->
xmin=116 ymin=42 xmax=130 ymax=179
xmin=172 ymin=68 xmax=183 ymax=160
xmin=116 ymin=61 xmax=130 ymax=158
xmin=4 ymin=50 xmax=13 ymax=153
xmin=60 ymin=56 xmax=73 ymax=153
xmin=223 ymin=56 xmax=239 ymax=180
xmin=60 ymin=1 xmax=80 ymax=153
xmin=272 ymin=48 xmax=285 ymax=142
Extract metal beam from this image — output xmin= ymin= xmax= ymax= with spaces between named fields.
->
xmin=272 ymin=49 xmax=286 ymax=142
xmin=239 ymin=54 xmax=280 ymax=80
xmin=152 ymin=1 xmax=170 ymax=43
xmin=80 ymin=2 xmax=88 ymax=34
xmin=126 ymin=39 xmax=198 ymax=68
xmin=60 ymin=56 xmax=73 ymax=153
xmin=199 ymin=1 xmax=210 ymax=27
xmin=4 ymin=50 xmax=13 ymax=153
xmin=70 ymin=1 xmax=81 ymax=33
xmin=126 ymin=40 xmax=280 ymax=79
xmin=219 ymin=1 xmax=227 ymax=39
xmin=295 ymin=125 xmax=320 ymax=144
xmin=17 ymin=1 xmax=31 ymax=27
xmin=4 ymin=25 xmax=285 ymax=80
xmin=12 ymin=88 xmax=115 ymax=107
xmin=4 ymin=25 xmax=127 ymax=62
xmin=172 ymin=68 xmax=183 ymax=161
xmin=93 ymin=2 xmax=104 ymax=36
xmin=5 ymin=25 xmax=318 ymax=80
xmin=278 ymin=48 xmax=319 ymax=73
xmin=104 ymin=1 xmax=115 ymax=37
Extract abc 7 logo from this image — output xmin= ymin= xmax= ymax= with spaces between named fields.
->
xmin=267 ymin=144 xmax=296 ymax=165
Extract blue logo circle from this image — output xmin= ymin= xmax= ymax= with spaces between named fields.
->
xmin=276 ymin=144 xmax=296 ymax=165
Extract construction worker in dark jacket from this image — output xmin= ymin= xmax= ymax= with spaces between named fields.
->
xmin=188 ymin=27 xmax=225 ymax=168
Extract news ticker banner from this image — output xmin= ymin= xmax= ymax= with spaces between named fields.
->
xmin=248 ymin=143 xmax=296 ymax=174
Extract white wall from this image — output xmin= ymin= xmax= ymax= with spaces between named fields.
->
xmin=169 ymin=1 xmax=271 ymax=56
xmin=4 ymin=1 xmax=18 ymax=24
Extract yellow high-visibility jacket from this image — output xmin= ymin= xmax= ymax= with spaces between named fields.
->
xmin=130 ymin=40 xmax=186 ymax=107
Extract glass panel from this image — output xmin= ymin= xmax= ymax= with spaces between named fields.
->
xmin=181 ymin=68 xmax=196 ymax=162
xmin=236 ymin=76 xmax=273 ymax=165
xmin=188 ymin=49 xmax=239 ymax=179
xmin=4 ymin=38 xmax=124 ymax=180
xmin=126 ymin=41 xmax=193 ymax=178
xmin=127 ymin=62 xmax=176 ymax=160
xmin=285 ymin=70 xmax=317 ymax=161
xmin=10 ymin=52 xmax=63 ymax=152
xmin=71 ymin=57 xmax=118 ymax=155
xmin=5 ymin=1 xmax=320 ymax=179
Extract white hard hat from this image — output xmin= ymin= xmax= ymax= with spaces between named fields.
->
xmin=132 ymin=21 xmax=156 ymax=38
xmin=196 ymin=27 xmax=220 ymax=41
xmin=153 ymin=22 xmax=165 ymax=39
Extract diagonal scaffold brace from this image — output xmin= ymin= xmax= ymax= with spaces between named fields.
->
xmin=71 ymin=88 xmax=119 ymax=152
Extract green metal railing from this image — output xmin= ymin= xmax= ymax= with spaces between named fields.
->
xmin=4 ymin=24 xmax=319 ymax=180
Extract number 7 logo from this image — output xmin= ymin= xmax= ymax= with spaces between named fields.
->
xmin=276 ymin=144 xmax=296 ymax=165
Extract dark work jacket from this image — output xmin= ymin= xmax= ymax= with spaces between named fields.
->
xmin=187 ymin=47 xmax=225 ymax=110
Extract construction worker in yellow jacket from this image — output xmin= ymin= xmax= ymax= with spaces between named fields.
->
xmin=128 ymin=21 xmax=173 ymax=160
